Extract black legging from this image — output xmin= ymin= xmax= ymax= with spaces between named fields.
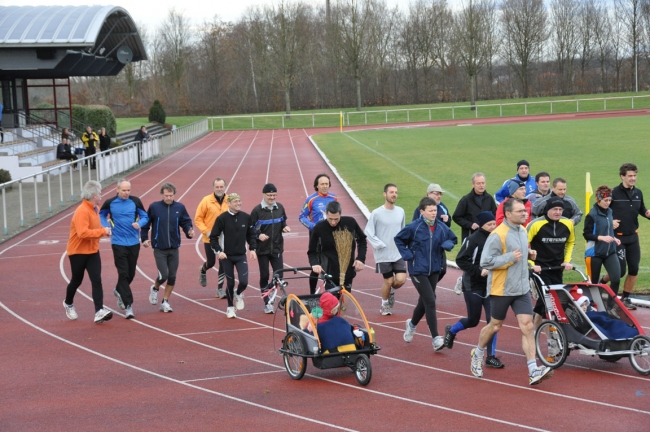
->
xmin=112 ymin=244 xmax=140 ymax=307
xmin=590 ymin=253 xmax=621 ymax=295
xmin=457 ymin=290 xmax=497 ymax=356
xmin=410 ymin=272 xmax=440 ymax=338
xmin=258 ymin=253 xmax=283 ymax=305
xmin=65 ymin=253 xmax=103 ymax=312
xmin=203 ymin=243 xmax=225 ymax=288
xmin=220 ymin=254 xmax=249 ymax=307
xmin=616 ymin=233 xmax=640 ymax=277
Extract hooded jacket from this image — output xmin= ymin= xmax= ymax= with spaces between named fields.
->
xmin=480 ymin=219 xmax=530 ymax=296
xmin=394 ymin=217 xmax=457 ymax=276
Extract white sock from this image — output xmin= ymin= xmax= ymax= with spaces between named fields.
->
xmin=474 ymin=346 xmax=484 ymax=358
xmin=527 ymin=359 xmax=537 ymax=374
xmin=382 ymin=299 xmax=389 ymax=306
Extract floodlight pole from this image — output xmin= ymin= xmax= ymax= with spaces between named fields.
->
xmin=635 ymin=49 xmax=638 ymax=93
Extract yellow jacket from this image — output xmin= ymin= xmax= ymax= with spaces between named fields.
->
xmin=194 ymin=193 xmax=229 ymax=243
xmin=81 ymin=131 xmax=99 ymax=148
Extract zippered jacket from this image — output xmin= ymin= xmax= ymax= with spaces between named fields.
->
xmin=583 ymin=204 xmax=617 ymax=257
xmin=495 ymin=174 xmax=537 ymax=203
xmin=141 ymin=200 xmax=193 ymax=249
xmin=195 ymin=193 xmax=228 ymax=243
xmin=299 ymin=192 xmax=337 ymax=230
xmin=480 ymin=220 xmax=530 ymax=296
xmin=610 ymin=183 xmax=649 ymax=236
xmin=250 ymin=202 xmax=287 ymax=256
xmin=394 ymin=217 xmax=457 ymax=276
xmin=100 ymin=195 xmax=148 ymax=246
xmin=209 ymin=210 xmax=257 ymax=256
xmin=527 ymin=215 xmax=575 ymax=267
xmin=455 ymin=228 xmax=490 ymax=291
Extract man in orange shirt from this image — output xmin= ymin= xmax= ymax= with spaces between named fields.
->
xmin=195 ymin=177 xmax=229 ymax=298
xmin=63 ymin=180 xmax=113 ymax=324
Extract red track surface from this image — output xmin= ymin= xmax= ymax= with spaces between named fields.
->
xmin=2 ymin=114 xmax=650 ymax=431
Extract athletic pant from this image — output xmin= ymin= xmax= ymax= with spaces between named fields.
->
xmin=202 ymin=243 xmax=225 ymax=288
xmin=258 ymin=253 xmax=283 ymax=305
xmin=589 ymin=253 xmax=621 ymax=296
xmin=112 ymin=244 xmax=140 ymax=307
xmin=456 ymin=290 xmax=497 ymax=356
xmin=410 ymin=272 xmax=440 ymax=338
xmin=220 ymin=254 xmax=248 ymax=307
xmin=616 ymin=233 xmax=640 ymax=277
xmin=153 ymin=248 xmax=180 ymax=286
xmin=65 ymin=252 xmax=103 ymax=312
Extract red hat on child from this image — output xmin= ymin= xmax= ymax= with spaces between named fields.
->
xmin=318 ymin=292 xmax=340 ymax=323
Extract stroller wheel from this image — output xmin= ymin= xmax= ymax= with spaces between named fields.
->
xmin=629 ymin=335 xmax=650 ymax=376
xmin=354 ymin=354 xmax=372 ymax=386
xmin=283 ymin=332 xmax=307 ymax=380
xmin=535 ymin=320 xmax=568 ymax=369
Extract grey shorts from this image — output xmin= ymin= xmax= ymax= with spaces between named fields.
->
xmin=489 ymin=292 xmax=533 ymax=321
xmin=376 ymin=259 xmax=406 ymax=279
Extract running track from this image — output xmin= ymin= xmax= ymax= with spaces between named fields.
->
xmin=1 ymin=116 xmax=650 ymax=431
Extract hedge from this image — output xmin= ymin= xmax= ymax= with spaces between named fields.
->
xmin=71 ymin=105 xmax=117 ymax=137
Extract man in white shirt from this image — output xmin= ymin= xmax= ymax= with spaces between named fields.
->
xmin=365 ymin=184 xmax=406 ymax=316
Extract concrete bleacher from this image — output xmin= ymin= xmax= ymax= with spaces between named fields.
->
xmin=0 ymin=126 xmax=67 ymax=182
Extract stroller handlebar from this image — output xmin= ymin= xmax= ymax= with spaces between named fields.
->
xmin=529 ymin=265 xmax=588 ymax=282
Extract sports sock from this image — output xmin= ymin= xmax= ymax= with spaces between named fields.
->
xmin=450 ymin=322 xmax=465 ymax=334
xmin=527 ymin=359 xmax=537 ymax=374
xmin=622 ymin=292 xmax=630 ymax=299
xmin=474 ymin=346 xmax=484 ymax=358
xmin=382 ymin=299 xmax=389 ymax=306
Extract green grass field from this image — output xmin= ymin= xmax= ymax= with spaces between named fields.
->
xmin=116 ymin=116 xmax=207 ymax=132
xmin=311 ymin=115 xmax=650 ymax=291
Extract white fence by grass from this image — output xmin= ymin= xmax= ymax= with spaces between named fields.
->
xmin=208 ymin=94 xmax=650 ymax=131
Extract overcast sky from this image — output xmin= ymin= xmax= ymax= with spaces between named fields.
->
xmin=16 ymin=0 xmax=418 ymax=30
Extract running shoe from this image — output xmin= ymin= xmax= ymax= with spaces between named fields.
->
xmin=113 ymin=289 xmax=125 ymax=310
xmin=529 ymin=365 xmax=553 ymax=385
xmin=403 ymin=319 xmax=416 ymax=343
xmin=387 ymin=290 xmax=395 ymax=308
xmin=63 ymin=301 xmax=78 ymax=320
xmin=380 ymin=304 xmax=392 ymax=316
xmin=199 ymin=266 xmax=207 ymax=287
xmin=485 ymin=355 xmax=504 ymax=368
xmin=94 ymin=308 xmax=113 ymax=324
xmin=622 ymin=297 xmax=637 ymax=310
xmin=125 ymin=305 xmax=134 ymax=319
xmin=226 ymin=306 xmax=236 ymax=318
xmin=160 ymin=301 xmax=173 ymax=313
xmin=264 ymin=303 xmax=274 ymax=314
xmin=470 ymin=349 xmax=483 ymax=378
xmin=234 ymin=292 xmax=245 ymax=310
xmin=433 ymin=336 xmax=445 ymax=351
xmin=216 ymin=288 xmax=226 ymax=299
xmin=443 ymin=324 xmax=455 ymax=349
xmin=149 ymin=285 xmax=159 ymax=305
xmin=454 ymin=276 xmax=463 ymax=295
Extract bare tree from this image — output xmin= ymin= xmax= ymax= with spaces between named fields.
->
xmin=616 ymin=0 xmax=644 ymax=90
xmin=430 ymin=0 xmax=454 ymax=101
xmin=612 ymin=6 xmax=629 ymax=90
xmin=453 ymin=0 xmax=496 ymax=107
xmin=550 ymin=0 xmax=580 ymax=94
xmin=501 ymin=0 xmax=548 ymax=98
xmin=592 ymin=0 xmax=613 ymax=91
xmin=158 ymin=8 xmax=192 ymax=112
xmin=577 ymin=0 xmax=597 ymax=89
xmin=367 ymin=3 xmax=400 ymax=105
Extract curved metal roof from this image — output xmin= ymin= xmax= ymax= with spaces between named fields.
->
xmin=0 ymin=5 xmax=147 ymax=78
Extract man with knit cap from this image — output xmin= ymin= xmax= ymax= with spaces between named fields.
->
xmin=366 ymin=183 xmax=406 ymax=316
xmin=210 ymin=192 xmax=257 ymax=319
xmin=495 ymin=160 xmax=537 ymax=204
xmin=250 ymin=183 xmax=291 ymax=314
xmin=495 ymin=180 xmax=533 ymax=226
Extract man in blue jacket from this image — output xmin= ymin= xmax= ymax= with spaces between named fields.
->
xmin=141 ymin=182 xmax=194 ymax=313
xmin=100 ymin=178 xmax=149 ymax=319
xmin=495 ymin=160 xmax=537 ymax=204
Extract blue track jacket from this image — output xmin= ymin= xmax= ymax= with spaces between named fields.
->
xmin=100 ymin=195 xmax=148 ymax=246
xmin=141 ymin=200 xmax=193 ymax=249
xmin=495 ymin=174 xmax=537 ymax=203
xmin=394 ymin=217 xmax=457 ymax=276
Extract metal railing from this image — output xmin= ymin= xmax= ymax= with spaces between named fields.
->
xmin=0 ymin=138 xmax=160 ymax=237
xmin=170 ymin=118 xmax=209 ymax=149
xmin=207 ymin=94 xmax=650 ymax=130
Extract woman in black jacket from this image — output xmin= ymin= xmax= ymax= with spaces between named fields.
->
xmin=443 ymin=211 xmax=503 ymax=368
xmin=99 ymin=127 xmax=111 ymax=152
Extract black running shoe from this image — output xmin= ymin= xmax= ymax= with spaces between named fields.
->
xmin=443 ymin=324 xmax=455 ymax=349
xmin=486 ymin=355 xmax=504 ymax=368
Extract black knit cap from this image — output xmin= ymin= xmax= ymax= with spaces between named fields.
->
xmin=545 ymin=196 xmax=564 ymax=212
xmin=517 ymin=160 xmax=530 ymax=168
xmin=262 ymin=183 xmax=277 ymax=193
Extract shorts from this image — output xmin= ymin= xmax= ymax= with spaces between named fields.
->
xmin=376 ymin=259 xmax=406 ymax=279
xmin=490 ymin=292 xmax=534 ymax=321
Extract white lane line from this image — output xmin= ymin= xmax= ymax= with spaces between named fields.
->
xmin=178 ymin=328 xmax=269 ymax=336
xmin=288 ymin=129 xmax=309 ymax=197
xmin=183 ymin=370 xmax=284 ymax=383
xmin=0 ymin=300 xmax=355 ymax=432
xmin=225 ymin=130 xmax=260 ymax=193
xmin=266 ymin=129 xmax=273 ymax=183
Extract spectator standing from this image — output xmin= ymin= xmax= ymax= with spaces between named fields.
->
xmin=141 ymin=183 xmax=194 ymax=313
xmin=209 ymin=193 xmax=257 ymax=319
xmin=250 ymin=183 xmax=291 ymax=314
xmin=452 ymin=172 xmax=497 ymax=241
xmin=532 ymin=178 xmax=583 ymax=225
xmin=100 ymin=178 xmax=149 ymax=319
xmin=308 ymin=201 xmax=367 ymax=291
xmin=81 ymin=125 xmax=98 ymax=169
xmin=299 ymin=173 xmax=338 ymax=294
xmin=470 ymin=199 xmax=553 ymax=386
xmin=365 ymin=184 xmax=406 ymax=316
xmin=396 ymin=197 xmax=457 ymax=352
xmin=608 ymin=163 xmax=650 ymax=310
xmin=98 ymin=127 xmax=111 ymax=152
xmin=495 ymin=160 xmax=537 ymax=203
xmin=195 ymin=178 xmax=229 ymax=298
xmin=62 ymin=180 xmax=113 ymax=324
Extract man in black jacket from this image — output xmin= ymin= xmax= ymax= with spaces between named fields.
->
xmin=452 ymin=173 xmax=497 ymax=241
xmin=250 ymin=183 xmax=291 ymax=314
xmin=210 ymin=193 xmax=257 ymax=319
xmin=608 ymin=163 xmax=650 ymax=310
xmin=308 ymin=201 xmax=367 ymax=291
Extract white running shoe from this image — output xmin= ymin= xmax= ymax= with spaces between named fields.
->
xmin=226 ymin=306 xmax=237 ymax=318
xmin=215 ymin=288 xmax=226 ymax=299
xmin=160 ymin=301 xmax=173 ymax=313
xmin=234 ymin=292 xmax=245 ymax=310
xmin=94 ymin=308 xmax=113 ymax=324
xmin=380 ymin=304 xmax=392 ymax=316
xmin=433 ymin=336 xmax=445 ymax=351
xmin=149 ymin=285 xmax=159 ymax=305
xmin=529 ymin=365 xmax=553 ymax=385
xmin=471 ymin=349 xmax=484 ymax=378
xmin=125 ymin=305 xmax=134 ymax=319
xmin=113 ymin=289 xmax=125 ymax=310
xmin=403 ymin=319 xmax=416 ymax=342
xmin=454 ymin=276 xmax=463 ymax=295
xmin=264 ymin=303 xmax=274 ymax=314
xmin=63 ymin=301 xmax=78 ymax=320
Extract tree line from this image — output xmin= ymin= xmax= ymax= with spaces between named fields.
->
xmin=72 ymin=0 xmax=650 ymax=117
